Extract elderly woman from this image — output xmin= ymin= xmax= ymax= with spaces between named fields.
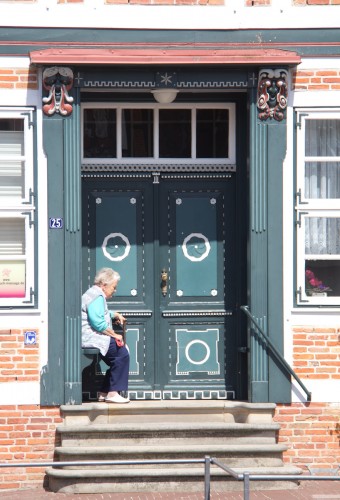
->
xmin=82 ymin=268 xmax=130 ymax=403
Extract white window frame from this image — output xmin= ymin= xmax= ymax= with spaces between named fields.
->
xmin=81 ymin=102 xmax=236 ymax=165
xmin=0 ymin=107 xmax=35 ymax=307
xmin=296 ymin=108 xmax=340 ymax=306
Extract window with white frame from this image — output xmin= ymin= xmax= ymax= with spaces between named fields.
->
xmin=296 ymin=109 xmax=340 ymax=306
xmin=81 ymin=103 xmax=236 ymax=164
xmin=0 ymin=108 xmax=35 ymax=307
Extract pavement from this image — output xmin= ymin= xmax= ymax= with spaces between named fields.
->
xmin=0 ymin=481 xmax=339 ymax=500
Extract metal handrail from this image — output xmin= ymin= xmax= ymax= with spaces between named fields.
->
xmin=1 ymin=456 xmax=339 ymax=500
xmin=240 ymin=305 xmax=312 ymax=402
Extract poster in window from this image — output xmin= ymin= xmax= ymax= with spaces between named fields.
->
xmin=0 ymin=261 xmax=26 ymax=298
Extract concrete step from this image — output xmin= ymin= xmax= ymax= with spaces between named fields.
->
xmin=46 ymin=465 xmax=302 ymax=494
xmin=57 ymin=422 xmax=280 ymax=446
xmin=47 ymin=400 xmax=302 ymax=494
xmin=60 ymin=400 xmax=276 ymax=425
xmin=54 ymin=443 xmax=288 ymax=468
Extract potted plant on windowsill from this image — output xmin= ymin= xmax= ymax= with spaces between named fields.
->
xmin=305 ymin=269 xmax=332 ymax=297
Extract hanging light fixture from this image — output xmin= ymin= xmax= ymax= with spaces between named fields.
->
xmin=151 ymin=89 xmax=178 ymax=104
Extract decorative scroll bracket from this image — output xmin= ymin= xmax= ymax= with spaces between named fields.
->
xmin=257 ymin=69 xmax=288 ymax=122
xmin=42 ymin=66 xmax=74 ymax=117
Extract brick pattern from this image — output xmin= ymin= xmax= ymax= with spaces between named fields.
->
xmin=0 ymin=406 xmax=62 ymax=491
xmin=0 ymin=330 xmax=40 ymax=383
xmin=0 ymin=68 xmax=38 ymax=90
xmin=245 ymin=0 xmax=271 ymax=5
xmin=275 ymin=403 xmax=340 ymax=473
xmin=294 ymin=0 xmax=340 ymax=4
xmin=292 ymin=327 xmax=340 ymax=379
xmin=292 ymin=69 xmax=340 ymax=91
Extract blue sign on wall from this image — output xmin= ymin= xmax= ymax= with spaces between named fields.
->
xmin=24 ymin=331 xmax=37 ymax=345
xmin=49 ymin=217 xmax=63 ymax=229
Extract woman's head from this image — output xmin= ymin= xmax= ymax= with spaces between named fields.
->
xmin=94 ymin=268 xmax=121 ymax=298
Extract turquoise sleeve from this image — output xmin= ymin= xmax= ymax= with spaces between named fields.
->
xmin=87 ymin=296 xmax=109 ymax=332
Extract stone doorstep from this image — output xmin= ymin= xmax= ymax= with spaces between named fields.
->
xmin=57 ymin=422 xmax=280 ymax=446
xmin=60 ymin=401 xmax=277 ymax=426
xmin=46 ymin=466 xmax=301 ymax=494
xmin=54 ymin=443 xmax=288 ymax=468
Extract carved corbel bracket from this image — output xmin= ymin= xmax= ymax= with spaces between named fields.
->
xmin=257 ymin=69 xmax=288 ymax=122
xmin=42 ymin=66 xmax=74 ymax=117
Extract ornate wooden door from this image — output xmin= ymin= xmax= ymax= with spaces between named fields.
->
xmin=82 ymin=171 xmax=238 ymax=400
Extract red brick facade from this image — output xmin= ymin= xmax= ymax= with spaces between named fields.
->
xmin=275 ymin=403 xmax=340 ymax=473
xmin=0 ymin=330 xmax=40 ymax=383
xmin=293 ymin=70 xmax=340 ymax=91
xmin=0 ymin=406 xmax=62 ymax=491
xmin=0 ymin=68 xmax=38 ymax=90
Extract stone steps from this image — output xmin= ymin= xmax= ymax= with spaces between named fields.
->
xmin=47 ymin=466 xmax=301 ymax=494
xmin=55 ymin=443 xmax=288 ymax=468
xmin=57 ymin=422 xmax=280 ymax=446
xmin=46 ymin=401 xmax=302 ymax=493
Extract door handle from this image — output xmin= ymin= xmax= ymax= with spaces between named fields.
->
xmin=161 ymin=269 xmax=168 ymax=297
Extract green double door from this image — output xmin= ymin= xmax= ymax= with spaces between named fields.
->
xmin=82 ymin=171 xmax=239 ymax=400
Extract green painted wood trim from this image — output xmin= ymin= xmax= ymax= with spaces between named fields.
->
xmin=249 ymin=89 xmax=269 ymax=403
xmin=249 ymin=85 xmax=291 ymax=404
xmin=41 ymin=116 xmax=65 ymax=406
xmin=267 ymin=120 xmax=291 ymax=403
xmin=64 ymin=91 xmax=82 ymax=404
xmin=1 ymin=27 xmax=340 ymax=50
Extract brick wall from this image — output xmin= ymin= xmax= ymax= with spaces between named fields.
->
xmin=275 ymin=403 xmax=340 ymax=473
xmin=292 ymin=327 xmax=340 ymax=380
xmin=0 ymin=406 xmax=62 ymax=490
xmin=292 ymin=69 xmax=340 ymax=91
xmin=0 ymin=68 xmax=38 ymax=90
xmin=0 ymin=329 xmax=40 ymax=383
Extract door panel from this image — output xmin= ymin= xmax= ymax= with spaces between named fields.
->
xmin=82 ymin=173 xmax=237 ymax=400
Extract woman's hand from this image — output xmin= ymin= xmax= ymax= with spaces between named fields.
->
xmin=113 ymin=312 xmax=126 ymax=325
xmin=103 ymin=327 xmax=124 ymax=344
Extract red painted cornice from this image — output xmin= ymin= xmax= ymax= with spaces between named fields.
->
xmin=30 ymin=47 xmax=301 ymax=65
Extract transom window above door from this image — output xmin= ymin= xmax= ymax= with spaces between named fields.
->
xmin=82 ymin=103 xmax=235 ymax=164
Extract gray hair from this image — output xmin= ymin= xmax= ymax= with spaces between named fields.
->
xmin=94 ymin=268 xmax=121 ymax=286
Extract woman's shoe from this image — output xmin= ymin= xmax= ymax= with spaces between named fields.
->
xmin=98 ymin=392 xmax=107 ymax=402
xmin=105 ymin=394 xmax=130 ymax=404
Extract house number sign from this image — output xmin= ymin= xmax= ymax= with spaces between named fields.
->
xmin=49 ymin=217 xmax=63 ymax=229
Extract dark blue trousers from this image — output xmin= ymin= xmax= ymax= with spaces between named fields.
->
xmin=100 ymin=337 xmax=130 ymax=392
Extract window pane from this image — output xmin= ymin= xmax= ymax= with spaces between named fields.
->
xmin=83 ymin=109 xmax=116 ymax=158
xmin=0 ymin=218 xmax=25 ymax=255
xmin=305 ymin=261 xmax=340 ymax=297
xmin=305 ymin=217 xmax=340 ymax=255
xmin=0 ymin=119 xmax=24 ymax=156
xmin=305 ymin=162 xmax=340 ymax=199
xmin=305 ymin=119 xmax=340 ymax=156
xmin=196 ymin=109 xmax=229 ymax=158
xmin=159 ymin=109 xmax=191 ymax=158
xmin=0 ymin=160 xmax=25 ymax=201
xmin=122 ymin=109 xmax=153 ymax=158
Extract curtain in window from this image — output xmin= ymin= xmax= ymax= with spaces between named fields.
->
xmin=305 ymin=119 xmax=340 ymax=255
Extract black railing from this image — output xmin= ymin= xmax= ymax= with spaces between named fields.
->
xmin=240 ymin=305 xmax=312 ymax=402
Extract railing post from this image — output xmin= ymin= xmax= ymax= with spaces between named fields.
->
xmin=243 ymin=472 xmax=250 ymax=500
xmin=204 ymin=455 xmax=211 ymax=500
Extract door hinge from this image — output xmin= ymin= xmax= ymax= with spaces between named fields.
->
xmin=21 ymin=211 xmax=35 ymax=227
xmin=238 ymin=346 xmax=249 ymax=354
xmin=21 ymin=111 xmax=34 ymax=129
xmin=23 ymin=287 xmax=36 ymax=304
xmin=296 ymin=286 xmax=309 ymax=304
xmin=295 ymin=210 xmax=309 ymax=227
xmin=22 ymin=188 xmax=35 ymax=205
xmin=296 ymin=112 xmax=309 ymax=129
xmin=296 ymin=188 xmax=309 ymax=205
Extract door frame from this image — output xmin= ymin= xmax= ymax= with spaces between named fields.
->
xmin=41 ymin=64 xmax=290 ymax=405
